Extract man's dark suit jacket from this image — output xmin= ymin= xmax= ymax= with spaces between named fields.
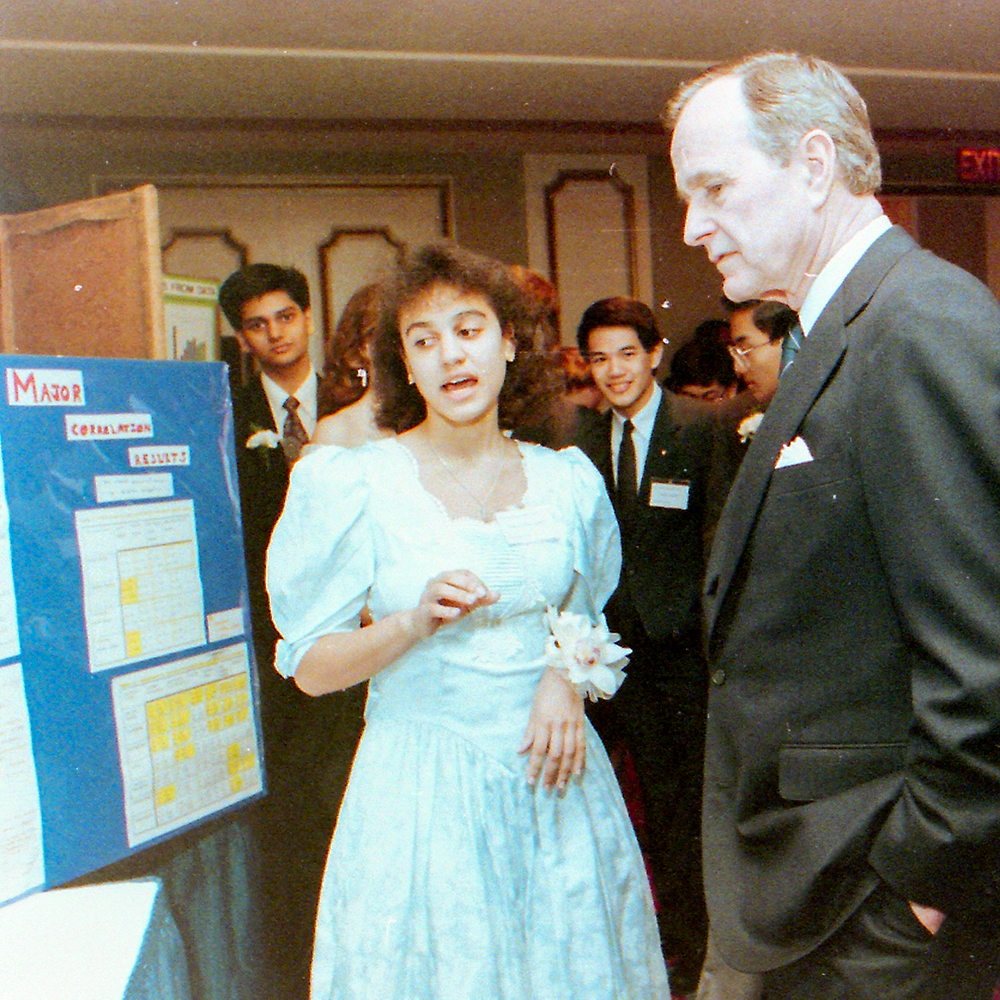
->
xmin=702 ymin=225 xmax=1000 ymax=972
xmin=233 ymin=375 xmax=296 ymax=747
xmin=233 ymin=374 xmax=366 ymax=994
xmin=576 ymin=387 xmax=739 ymax=989
xmin=575 ymin=389 xmax=725 ymax=663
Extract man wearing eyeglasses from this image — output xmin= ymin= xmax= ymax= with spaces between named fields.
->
xmin=723 ymin=299 xmax=798 ymax=407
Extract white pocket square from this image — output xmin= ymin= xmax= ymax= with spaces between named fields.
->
xmin=775 ymin=436 xmax=813 ymax=469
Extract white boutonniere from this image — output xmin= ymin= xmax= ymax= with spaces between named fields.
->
xmin=246 ymin=429 xmax=282 ymax=450
xmin=737 ymin=412 xmax=764 ymax=443
xmin=543 ymin=606 xmax=630 ymax=702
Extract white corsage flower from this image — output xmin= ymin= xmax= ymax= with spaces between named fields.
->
xmin=737 ymin=412 xmax=764 ymax=443
xmin=544 ymin=606 xmax=630 ymax=702
xmin=246 ymin=429 xmax=282 ymax=450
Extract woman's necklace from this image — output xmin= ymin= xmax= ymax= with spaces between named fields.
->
xmin=424 ymin=437 xmax=508 ymax=520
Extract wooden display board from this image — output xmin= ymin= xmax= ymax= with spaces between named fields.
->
xmin=0 ymin=185 xmax=165 ymax=359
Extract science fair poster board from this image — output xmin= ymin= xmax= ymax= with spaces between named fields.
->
xmin=0 ymin=356 xmax=264 ymax=907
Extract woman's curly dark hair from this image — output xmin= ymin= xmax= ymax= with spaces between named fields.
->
xmin=373 ymin=242 xmax=564 ymax=435
xmin=317 ymin=283 xmax=383 ymax=417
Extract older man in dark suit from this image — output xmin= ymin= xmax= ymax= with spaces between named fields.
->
xmin=668 ymin=51 xmax=1000 ymax=1000
xmin=573 ymin=296 xmax=737 ymax=992
xmin=220 ymin=263 xmax=363 ymax=998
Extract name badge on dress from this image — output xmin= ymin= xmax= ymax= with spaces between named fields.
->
xmin=495 ymin=505 xmax=562 ymax=545
xmin=648 ymin=478 xmax=690 ymax=510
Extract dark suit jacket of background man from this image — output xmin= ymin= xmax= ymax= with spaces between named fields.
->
xmin=576 ymin=389 xmax=723 ymax=656
xmin=575 ymin=387 xmax=737 ymax=984
xmin=232 ymin=373 xmax=364 ymax=995
xmin=702 ymin=225 xmax=1000 ymax=975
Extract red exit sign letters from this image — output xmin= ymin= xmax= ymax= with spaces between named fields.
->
xmin=956 ymin=147 xmax=1000 ymax=184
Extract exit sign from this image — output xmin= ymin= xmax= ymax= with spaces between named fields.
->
xmin=956 ymin=147 xmax=1000 ymax=184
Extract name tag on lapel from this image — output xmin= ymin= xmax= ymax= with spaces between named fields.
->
xmin=495 ymin=504 xmax=562 ymax=544
xmin=649 ymin=478 xmax=690 ymax=510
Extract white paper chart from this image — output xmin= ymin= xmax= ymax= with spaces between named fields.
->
xmin=0 ymin=664 xmax=45 ymax=905
xmin=75 ymin=499 xmax=207 ymax=672
xmin=111 ymin=642 xmax=262 ymax=847
xmin=0 ymin=437 xmax=21 ymax=662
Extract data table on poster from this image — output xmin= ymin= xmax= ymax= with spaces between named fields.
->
xmin=77 ymin=499 xmax=207 ymax=672
xmin=0 ymin=356 xmax=264 ymax=906
xmin=113 ymin=643 xmax=261 ymax=847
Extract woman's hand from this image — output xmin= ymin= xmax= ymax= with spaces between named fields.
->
xmin=294 ymin=569 xmax=496 ymax=695
xmin=406 ymin=569 xmax=499 ymax=639
xmin=519 ymin=666 xmax=586 ymax=790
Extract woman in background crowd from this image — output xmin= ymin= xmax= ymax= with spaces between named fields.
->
xmin=312 ymin=282 xmax=393 ymax=449
xmin=507 ymin=264 xmax=599 ymax=446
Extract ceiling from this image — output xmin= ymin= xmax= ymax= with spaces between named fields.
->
xmin=1 ymin=0 xmax=999 ymax=134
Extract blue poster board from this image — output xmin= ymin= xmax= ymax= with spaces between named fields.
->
xmin=0 ymin=356 xmax=264 ymax=904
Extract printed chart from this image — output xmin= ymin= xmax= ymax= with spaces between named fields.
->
xmin=112 ymin=643 xmax=261 ymax=847
xmin=0 ymin=664 xmax=44 ymax=905
xmin=0 ymin=438 xmax=20 ymax=662
xmin=76 ymin=499 xmax=207 ymax=672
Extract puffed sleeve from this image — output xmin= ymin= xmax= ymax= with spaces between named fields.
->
xmin=560 ymin=445 xmax=622 ymax=619
xmin=265 ymin=446 xmax=374 ymax=678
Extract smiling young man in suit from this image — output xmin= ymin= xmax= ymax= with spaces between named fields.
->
xmin=668 ymin=51 xmax=1000 ymax=999
xmin=573 ymin=296 xmax=731 ymax=992
xmin=220 ymin=263 xmax=362 ymax=998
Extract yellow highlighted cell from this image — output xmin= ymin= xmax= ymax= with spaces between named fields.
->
xmin=155 ymin=785 xmax=176 ymax=806
xmin=125 ymin=631 xmax=142 ymax=657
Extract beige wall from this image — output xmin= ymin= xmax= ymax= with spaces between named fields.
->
xmin=0 ymin=121 xmax=528 ymax=265
xmin=988 ymin=201 xmax=1000 ymax=300
xmin=1 ymin=119 xmax=994 ymax=364
xmin=0 ymin=118 xmax=717 ymax=355
xmin=646 ymin=153 xmax=726 ymax=358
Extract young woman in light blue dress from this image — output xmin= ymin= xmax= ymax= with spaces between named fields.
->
xmin=266 ymin=243 xmax=669 ymax=999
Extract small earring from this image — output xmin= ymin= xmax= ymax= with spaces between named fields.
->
xmin=407 ymin=371 xmax=415 ymax=385
xmin=357 ymin=367 xmax=369 ymax=389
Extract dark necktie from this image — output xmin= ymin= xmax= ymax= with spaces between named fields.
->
xmin=617 ymin=418 xmax=638 ymax=508
xmin=780 ymin=319 xmax=804 ymax=375
xmin=282 ymin=396 xmax=309 ymax=462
